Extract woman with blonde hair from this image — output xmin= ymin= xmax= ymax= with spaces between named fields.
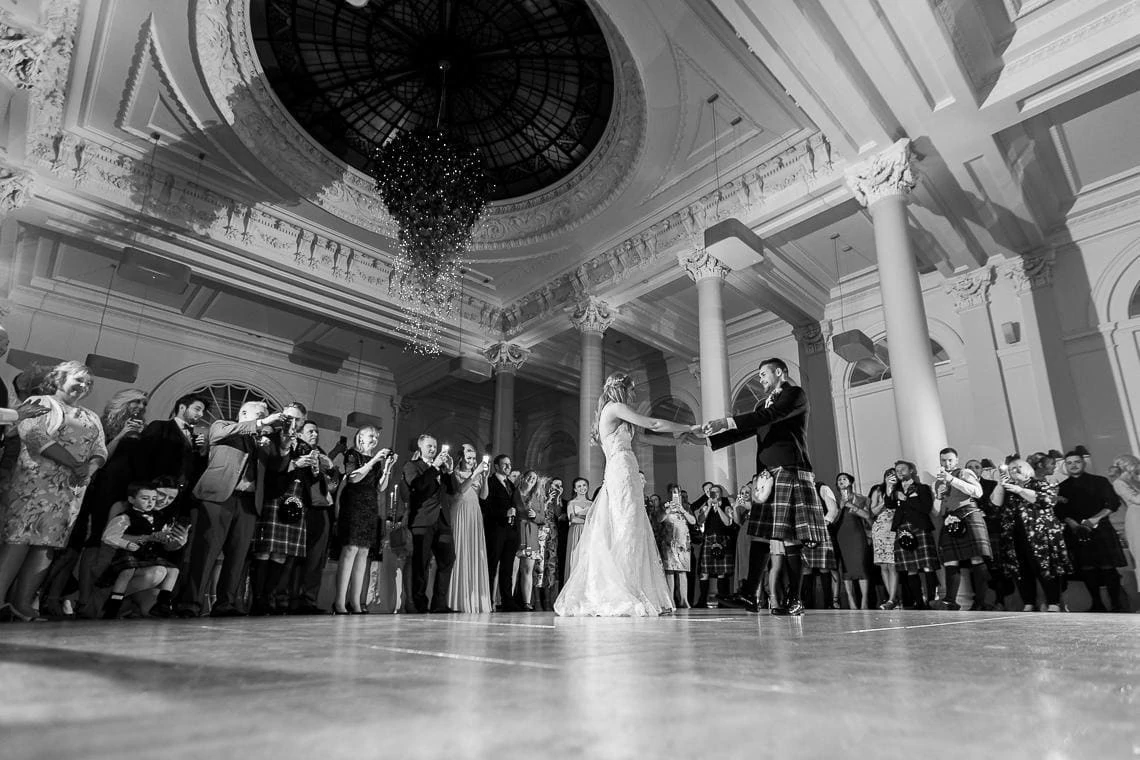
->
xmin=332 ymin=425 xmax=396 ymax=614
xmin=447 ymin=443 xmax=491 ymax=613
xmin=0 ymin=361 xmax=107 ymax=621
xmin=513 ymin=470 xmax=543 ymax=611
xmin=555 ymin=371 xmax=703 ymax=616
xmin=1108 ymin=454 xmax=1140 ymax=609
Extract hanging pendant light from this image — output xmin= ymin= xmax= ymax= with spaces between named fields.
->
xmin=829 ymin=232 xmax=878 ymax=365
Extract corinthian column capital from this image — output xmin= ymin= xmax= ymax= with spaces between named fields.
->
xmin=678 ymin=249 xmax=729 ymax=283
xmin=792 ymin=320 xmax=833 ymax=355
xmin=945 ymin=266 xmax=994 ymax=312
xmin=844 ymin=138 xmax=917 ymax=208
xmin=999 ymin=252 xmax=1054 ymax=294
xmin=483 ymin=342 xmax=530 ymax=374
xmin=0 ymin=165 xmax=36 ymax=212
xmin=570 ymin=296 xmax=616 ymax=334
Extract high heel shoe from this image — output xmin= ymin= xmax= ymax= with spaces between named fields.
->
xmin=332 ymin=607 xmax=350 ymax=615
xmin=2 ymin=603 xmax=47 ymax=622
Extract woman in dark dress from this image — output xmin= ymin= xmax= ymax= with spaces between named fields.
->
xmin=332 ymin=426 xmax=397 ymax=614
xmin=834 ymin=473 xmax=872 ymax=609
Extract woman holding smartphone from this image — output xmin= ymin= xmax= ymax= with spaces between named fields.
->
xmin=449 ymin=445 xmax=492 ymax=613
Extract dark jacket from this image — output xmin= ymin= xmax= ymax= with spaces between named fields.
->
xmin=890 ymin=481 xmax=935 ymax=533
xmin=709 ymin=384 xmax=812 ymax=472
xmin=402 ymin=458 xmax=454 ymax=531
xmin=482 ymin=473 xmax=524 ymax=528
xmin=136 ymin=418 xmax=206 ymax=488
xmin=191 ymin=419 xmax=288 ymax=514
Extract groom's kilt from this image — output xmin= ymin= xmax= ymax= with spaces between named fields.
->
xmin=938 ymin=507 xmax=992 ymax=563
xmin=746 ymin=467 xmax=832 ymax=554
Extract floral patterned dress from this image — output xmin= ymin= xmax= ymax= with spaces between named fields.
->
xmin=535 ymin=495 xmax=561 ymax=588
xmin=997 ymin=477 xmax=1072 ymax=582
xmin=2 ymin=396 xmax=107 ymax=547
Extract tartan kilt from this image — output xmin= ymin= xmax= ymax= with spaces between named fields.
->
xmin=894 ymin=529 xmax=941 ymax=572
xmin=746 ymin=467 xmax=832 ymax=548
xmin=700 ymin=534 xmax=733 ymax=576
xmin=252 ymin=498 xmax=307 ymax=558
xmin=1065 ymin=521 xmax=1127 ymax=569
xmin=802 ymin=541 xmax=836 ymax=570
xmin=938 ymin=508 xmax=992 ymax=563
xmin=97 ymin=547 xmax=178 ymax=586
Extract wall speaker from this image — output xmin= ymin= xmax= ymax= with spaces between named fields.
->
xmin=305 ymin=410 xmax=342 ymax=432
xmin=85 ymin=353 xmax=140 ymax=383
xmin=118 ymin=247 xmax=191 ymax=294
xmin=832 ymin=329 xmax=877 ymax=363
xmin=346 ymin=411 xmax=385 ymax=429
xmin=6 ymin=349 xmax=65 ymax=371
xmin=448 ymin=355 xmax=491 ymax=382
xmin=289 ymin=341 xmax=350 ymax=374
xmin=1001 ymin=322 xmax=1021 ymax=345
xmin=703 ymin=218 xmax=765 ymax=271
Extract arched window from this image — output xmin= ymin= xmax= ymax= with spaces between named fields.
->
xmin=848 ymin=338 xmax=951 ymax=388
xmin=188 ymin=382 xmax=278 ymax=424
xmin=649 ymin=397 xmax=696 ymax=425
xmin=732 ymin=375 xmax=769 ymax=416
xmin=1129 ymin=281 xmax=1140 ymax=319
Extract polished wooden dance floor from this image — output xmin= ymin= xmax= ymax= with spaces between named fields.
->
xmin=1 ymin=609 xmax=1136 ymax=759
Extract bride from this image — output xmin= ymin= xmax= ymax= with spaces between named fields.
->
xmin=555 ymin=372 xmax=703 ymax=617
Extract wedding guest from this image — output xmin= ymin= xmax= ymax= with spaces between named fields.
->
xmin=698 ymin=484 xmax=734 ymax=607
xmin=731 ymin=484 xmax=752 ymax=593
xmin=136 ymin=393 xmax=209 ymax=486
xmin=889 ymin=460 xmax=939 ymax=610
xmin=801 ymin=481 xmax=839 ymax=609
xmin=175 ymin=401 xmax=289 ymax=617
xmin=565 ymin=477 xmax=590 ymax=579
xmin=992 ymin=458 xmax=1071 ymax=612
xmin=49 ymin=389 xmax=147 ymax=618
xmin=0 ymin=361 xmax=107 ymax=622
xmin=403 ymin=434 xmax=455 ymax=613
xmin=967 ymin=458 xmax=1008 ymax=608
xmin=333 ymin=426 xmax=396 ymax=614
xmin=869 ymin=468 xmax=900 ymax=609
xmin=286 ymin=421 xmax=336 ymax=615
xmin=250 ymin=403 xmax=309 ymax=615
xmin=1108 ymin=454 xmax=1140 ymax=610
xmin=535 ymin=477 xmax=562 ymax=610
xmin=514 ymin=470 xmax=543 ymax=611
xmin=834 ymin=473 xmax=872 ymax=609
xmin=0 ymin=371 xmax=51 ymax=494
xmin=1057 ymin=451 xmax=1127 ymax=611
xmin=98 ymin=481 xmax=188 ymax=619
xmin=482 ymin=454 xmax=521 ymax=611
xmin=658 ymin=483 xmax=694 ymax=608
xmin=448 ymin=444 xmax=491 ymax=613
xmin=933 ymin=447 xmax=990 ymax=611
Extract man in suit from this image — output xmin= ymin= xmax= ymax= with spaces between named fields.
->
xmin=402 ymin=434 xmax=456 ymax=613
xmin=136 ymin=393 xmax=209 ymax=489
xmin=704 ymin=357 xmax=832 ymax=616
xmin=481 ymin=454 xmax=522 ymax=611
xmin=175 ymin=400 xmax=289 ymax=617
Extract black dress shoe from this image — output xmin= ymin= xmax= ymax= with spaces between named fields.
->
xmin=719 ymin=594 xmax=747 ymax=609
xmin=430 ymin=607 xmax=459 ymax=614
xmin=786 ymin=600 xmax=805 ymax=616
xmin=743 ymin=598 xmax=763 ymax=614
xmin=174 ymin=608 xmax=199 ymax=619
xmin=291 ymin=605 xmax=328 ymax=616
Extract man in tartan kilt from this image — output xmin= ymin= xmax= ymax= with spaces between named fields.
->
xmin=889 ymin=460 xmax=940 ymax=609
xmin=704 ymin=358 xmax=833 ymax=616
xmin=933 ymin=447 xmax=990 ymax=611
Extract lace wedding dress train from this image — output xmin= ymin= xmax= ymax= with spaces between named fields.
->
xmin=554 ymin=425 xmax=674 ymax=617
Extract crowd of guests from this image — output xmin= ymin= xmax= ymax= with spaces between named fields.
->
xmin=650 ymin=448 xmax=1138 ymax=614
xmin=0 ymin=359 xmax=1138 ymax=621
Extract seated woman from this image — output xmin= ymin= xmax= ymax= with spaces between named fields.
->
xmin=99 ymin=481 xmax=188 ymax=619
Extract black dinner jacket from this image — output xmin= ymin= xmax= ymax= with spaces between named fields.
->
xmin=709 ymin=384 xmax=813 ymax=473
xmin=483 ymin=474 xmax=524 ymax=528
xmin=136 ymin=418 xmax=206 ymax=487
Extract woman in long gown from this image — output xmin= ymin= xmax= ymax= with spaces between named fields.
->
xmin=448 ymin=444 xmax=492 ymax=613
xmin=555 ymin=372 xmax=702 ymax=617
xmin=565 ymin=477 xmax=591 ymax=579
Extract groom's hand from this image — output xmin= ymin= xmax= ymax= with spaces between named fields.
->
xmin=703 ymin=418 xmax=730 ymax=436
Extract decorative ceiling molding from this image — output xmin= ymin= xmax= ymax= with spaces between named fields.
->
xmin=499 ymin=131 xmax=841 ymax=338
xmin=190 ymin=0 xmax=647 ymax=251
xmin=117 ymin=16 xmax=200 ymax=135
xmin=0 ymin=8 xmax=50 ymax=90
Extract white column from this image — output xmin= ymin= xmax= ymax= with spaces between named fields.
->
xmin=680 ymin=250 xmax=736 ymax=488
xmin=483 ymin=342 xmax=530 ymax=459
xmin=571 ymin=297 xmax=614 ymax=487
xmin=846 ymin=139 xmax=947 ymax=478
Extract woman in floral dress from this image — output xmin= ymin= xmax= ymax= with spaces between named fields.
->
xmin=534 ymin=478 xmax=562 ymax=610
xmin=658 ymin=484 xmax=694 ymax=608
xmin=992 ymin=457 xmax=1072 ymax=612
xmin=0 ymin=361 xmax=107 ymax=621
xmin=869 ymin=468 xmax=899 ymax=609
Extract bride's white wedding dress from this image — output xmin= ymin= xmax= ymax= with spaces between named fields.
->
xmin=554 ymin=422 xmax=675 ymax=617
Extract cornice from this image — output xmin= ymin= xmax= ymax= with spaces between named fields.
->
xmin=190 ymin=0 xmax=647 ymax=251
xmin=498 ymin=131 xmax=841 ymax=338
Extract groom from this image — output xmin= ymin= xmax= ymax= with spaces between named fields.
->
xmin=703 ymin=358 xmax=832 ymax=615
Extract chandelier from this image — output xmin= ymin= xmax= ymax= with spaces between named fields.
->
xmin=371 ymin=128 xmax=489 ymax=355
